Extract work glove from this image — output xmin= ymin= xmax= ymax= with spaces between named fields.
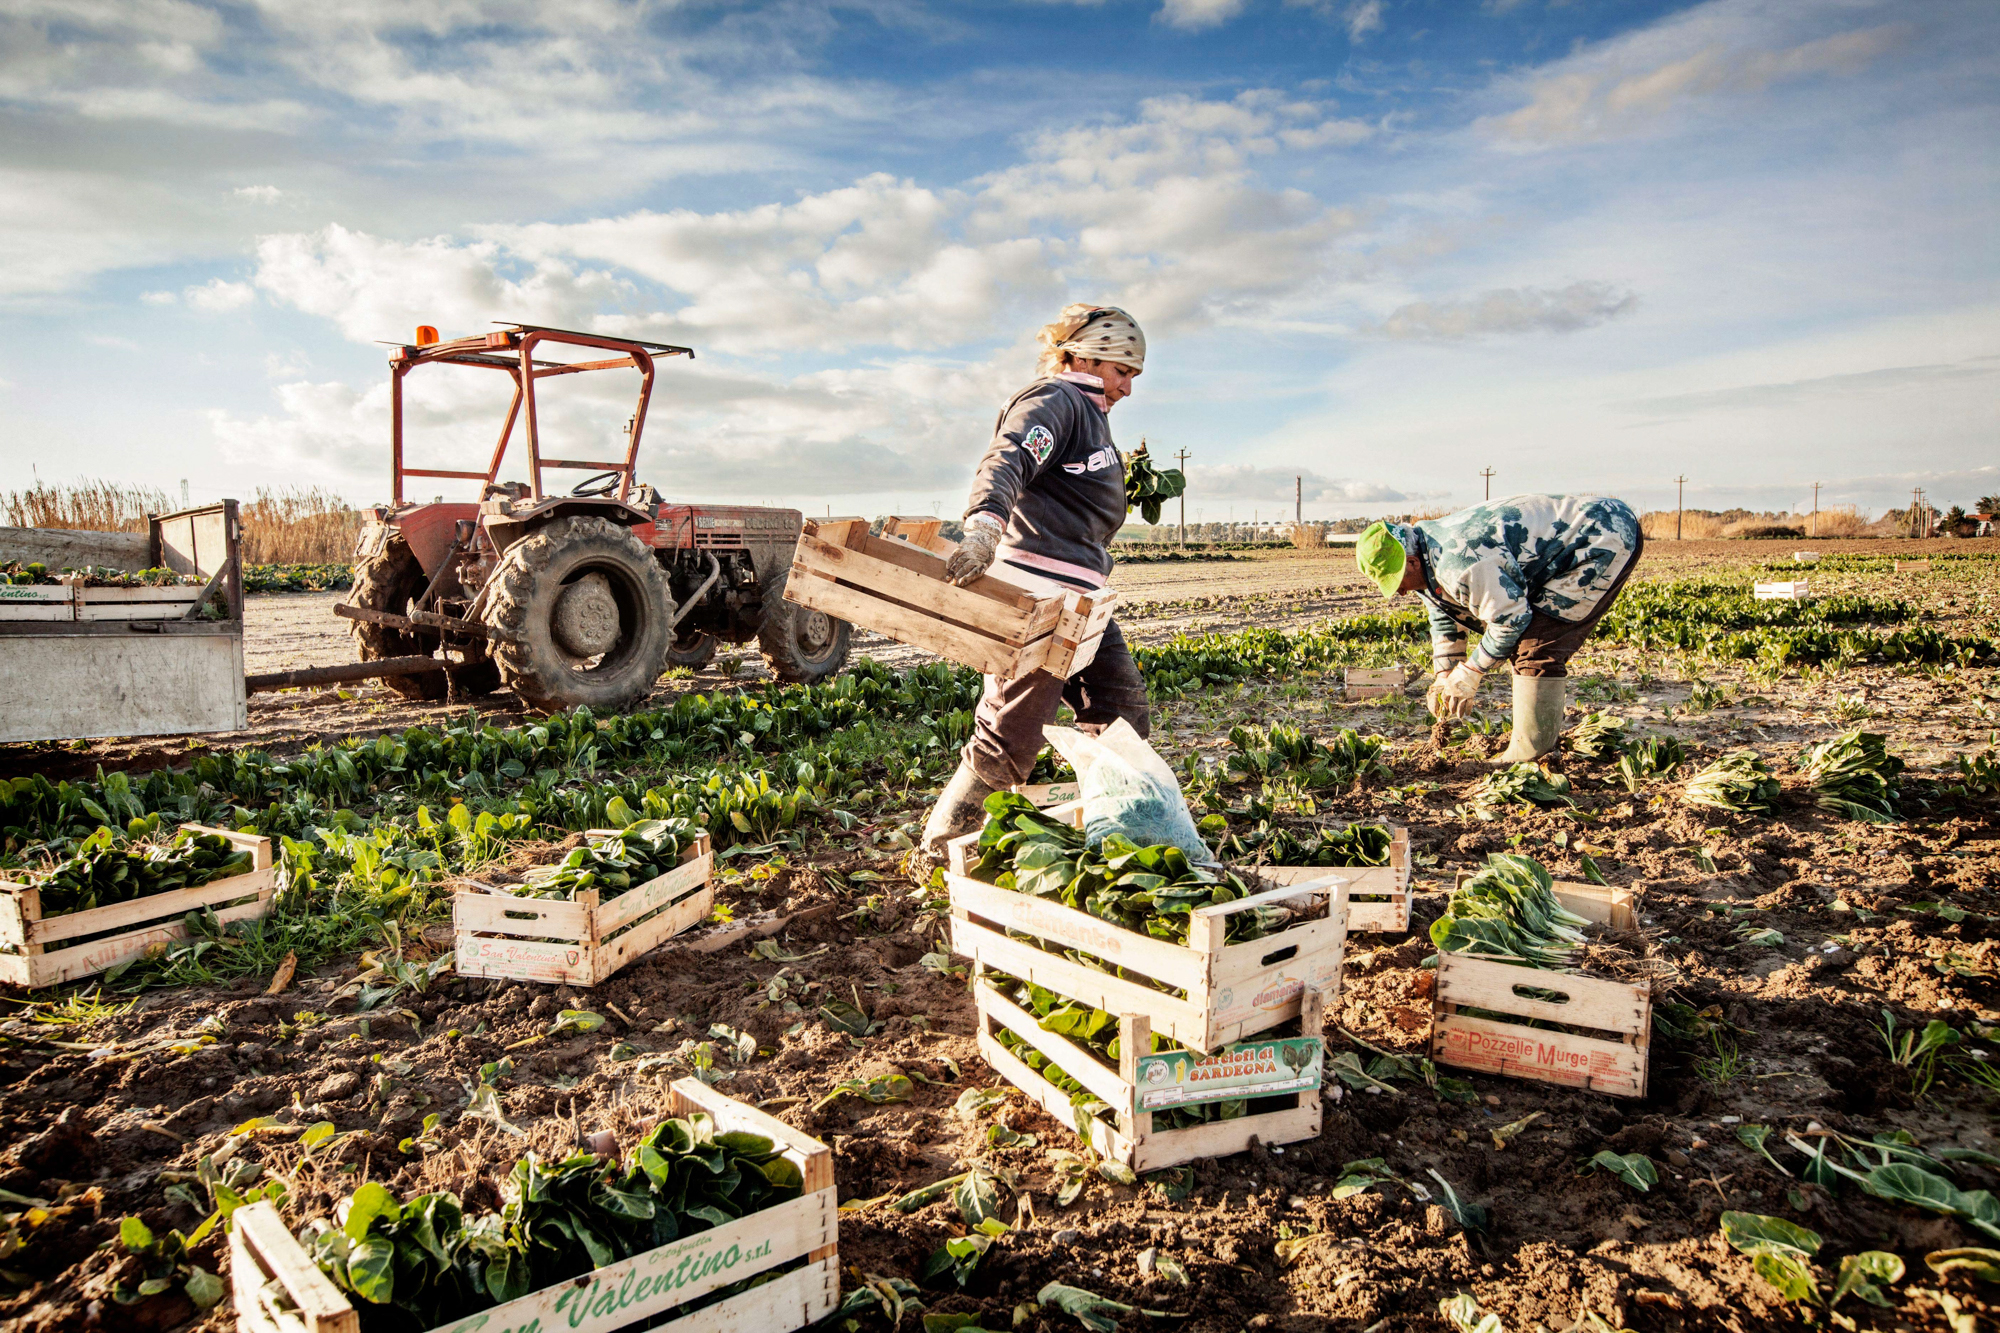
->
xmin=1425 ymin=662 xmax=1484 ymax=719
xmin=945 ymin=514 xmax=1004 ymax=586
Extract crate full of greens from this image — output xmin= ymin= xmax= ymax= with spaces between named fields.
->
xmin=229 ymin=1078 xmax=836 ymax=1333
xmin=945 ymin=795 xmax=1349 ymax=1053
xmin=1426 ymin=853 xmax=1651 ymax=1098
xmin=1 ymin=822 xmax=272 ymax=989
xmin=455 ymin=817 xmax=714 ymax=988
xmin=974 ymin=968 xmax=1326 ymax=1171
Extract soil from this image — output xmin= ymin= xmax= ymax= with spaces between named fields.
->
xmin=1 ymin=537 xmax=1996 ymax=1332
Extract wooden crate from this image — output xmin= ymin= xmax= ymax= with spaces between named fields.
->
xmin=1343 ymin=666 xmax=1408 ymax=700
xmin=0 ymin=826 xmax=273 ymax=988
xmin=1242 ymin=824 xmax=1411 ymax=934
xmin=974 ymin=973 xmax=1325 ymax=1172
xmin=1895 ymin=559 xmax=1932 ymax=573
xmin=230 ymin=1079 xmax=837 ymax=1333
xmin=1791 ymin=550 xmax=1820 ymax=563
xmin=0 ymin=583 xmax=207 ymax=622
xmin=1753 ymin=580 xmax=1810 ymax=601
xmin=947 ymin=802 xmax=1348 ymax=1053
xmin=784 ymin=517 xmax=1117 ymax=681
xmin=455 ymin=831 xmax=714 ymax=987
xmin=1428 ymin=880 xmax=1648 ymax=1097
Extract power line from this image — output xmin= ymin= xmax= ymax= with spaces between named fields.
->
xmin=1674 ymin=475 xmax=1688 ymax=541
xmin=1810 ymin=481 xmax=1821 ymax=538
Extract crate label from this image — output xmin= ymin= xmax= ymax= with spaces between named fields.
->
xmin=1133 ymin=1036 xmax=1322 ymax=1112
xmin=1437 ymin=1020 xmax=1637 ymax=1090
xmin=433 ymin=1229 xmax=779 ymax=1333
xmin=1211 ymin=954 xmax=1341 ymax=1025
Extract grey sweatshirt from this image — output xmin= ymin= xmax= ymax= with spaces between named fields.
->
xmin=963 ymin=377 xmax=1125 ymax=587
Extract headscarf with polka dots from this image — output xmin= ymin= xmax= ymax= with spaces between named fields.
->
xmin=1034 ymin=304 xmax=1145 ymax=377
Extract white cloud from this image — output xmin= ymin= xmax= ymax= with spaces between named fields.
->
xmin=1344 ymin=1 xmax=1384 ymax=43
xmin=233 ymin=185 xmax=282 ymax=203
xmin=184 ymin=277 xmax=256 ymax=311
xmin=1157 ymin=0 xmax=1247 ymax=31
xmin=1370 ymin=281 xmax=1637 ymax=339
xmin=1481 ymin=16 xmax=1911 ymax=147
xmin=141 ymin=289 xmax=177 ymax=305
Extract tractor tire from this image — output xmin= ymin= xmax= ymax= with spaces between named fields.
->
xmin=349 ymin=539 xmax=499 ymax=701
xmin=758 ymin=595 xmax=850 ymax=684
xmin=485 ymin=516 xmax=673 ymax=714
xmin=664 ymin=630 xmax=719 ymax=670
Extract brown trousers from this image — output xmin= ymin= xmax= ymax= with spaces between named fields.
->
xmin=962 ymin=617 xmax=1150 ymax=787
xmin=1513 ymin=530 xmax=1646 ymax=678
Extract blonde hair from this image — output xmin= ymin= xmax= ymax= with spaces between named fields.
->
xmin=1034 ymin=303 xmax=1145 ymax=378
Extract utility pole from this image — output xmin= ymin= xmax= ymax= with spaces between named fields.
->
xmin=1295 ymin=476 xmax=1302 ymax=526
xmin=1175 ymin=448 xmax=1190 ymax=547
xmin=1674 ymin=475 xmax=1688 ymax=540
xmin=1810 ymin=481 xmax=1821 ymax=537
xmin=1480 ymin=467 xmax=1495 ymax=501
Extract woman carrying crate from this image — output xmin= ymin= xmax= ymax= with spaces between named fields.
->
xmin=919 ymin=304 xmax=1153 ymax=863
xmin=1354 ymin=495 xmax=1644 ymax=765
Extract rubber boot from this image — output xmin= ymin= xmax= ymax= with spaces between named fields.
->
xmin=1491 ymin=674 xmax=1566 ymax=767
xmin=919 ymin=761 xmax=999 ymax=870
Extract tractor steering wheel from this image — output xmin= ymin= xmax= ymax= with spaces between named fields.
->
xmin=571 ymin=471 xmax=623 ymax=498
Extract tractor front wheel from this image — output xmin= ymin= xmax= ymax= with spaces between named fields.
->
xmin=757 ymin=589 xmax=850 ymax=684
xmin=664 ymin=630 xmax=719 ymax=670
xmin=485 ymin=516 xmax=672 ymax=713
xmin=349 ymin=537 xmax=499 ymax=700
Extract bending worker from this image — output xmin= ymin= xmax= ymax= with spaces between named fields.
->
xmin=1355 ymin=495 xmax=1644 ymax=765
xmin=920 ymin=304 xmax=1152 ymax=861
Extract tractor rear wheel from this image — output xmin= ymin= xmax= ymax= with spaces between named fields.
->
xmin=757 ymin=591 xmax=850 ymax=684
xmin=485 ymin=516 xmax=672 ymax=713
xmin=349 ymin=538 xmax=499 ymax=700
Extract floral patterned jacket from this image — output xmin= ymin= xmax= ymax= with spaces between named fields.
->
xmin=1395 ymin=495 xmax=1641 ymax=673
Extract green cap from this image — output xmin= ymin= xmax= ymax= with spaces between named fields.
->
xmin=1356 ymin=522 xmax=1407 ymax=598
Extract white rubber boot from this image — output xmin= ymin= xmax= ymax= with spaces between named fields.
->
xmin=1492 ymin=674 xmax=1566 ymax=767
xmin=920 ymin=762 xmax=999 ymax=863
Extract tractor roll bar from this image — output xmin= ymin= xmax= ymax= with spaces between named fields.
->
xmin=388 ymin=324 xmax=693 ymax=506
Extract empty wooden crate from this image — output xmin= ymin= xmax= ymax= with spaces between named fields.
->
xmin=0 ymin=825 xmax=274 ymax=988
xmin=947 ymin=801 xmax=1349 ymax=1053
xmin=1343 ymin=666 xmax=1408 ymax=700
xmin=785 ymin=517 xmax=1117 ymax=680
xmin=230 ymin=1079 xmax=838 ymax=1333
xmin=455 ymin=830 xmax=714 ymax=986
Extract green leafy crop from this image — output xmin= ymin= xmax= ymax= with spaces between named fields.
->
xmin=28 ymin=826 xmax=252 ymax=916
xmin=517 ymin=817 xmax=699 ymax=901
xmin=1428 ymin=853 xmax=1589 ymax=971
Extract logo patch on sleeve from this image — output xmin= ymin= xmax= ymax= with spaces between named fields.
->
xmin=1022 ymin=425 xmax=1056 ymax=465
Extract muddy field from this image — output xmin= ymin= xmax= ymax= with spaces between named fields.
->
xmin=1 ymin=537 xmax=1996 ymax=1333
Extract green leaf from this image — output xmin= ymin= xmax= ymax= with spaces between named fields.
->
xmin=118 ymin=1216 xmax=155 ymax=1252
xmin=956 ymin=1168 xmax=1001 ymax=1227
xmin=1587 ymin=1151 xmax=1657 ymax=1193
xmin=987 ymin=1122 xmax=1038 ymax=1148
xmin=548 ymin=1009 xmax=605 ymax=1037
xmin=299 ymin=1121 xmax=338 ymax=1149
xmin=1735 ymin=1124 xmax=1791 ymax=1177
xmin=1925 ymin=1248 xmax=2000 ymax=1283
xmin=346 ymin=1233 xmax=396 ymax=1303
xmin=1752 ymin=1252 xmax=1817 ymax=1303
xmin=183 ymin=1266 xmax=227 ymax=1310
xmin=1720 ymin=1210 xmax=1821 ymax=1259
xmin=1038 ymin=1281 xmax=1166 ymax=1333
xmin=342 ymin=1182 xmax=398 ymax=1241
xmin=1097 ymin=1160 xmax=1139 ymax=1187
xmin=1830 ymin=1251 xmax=1904 ymax=1308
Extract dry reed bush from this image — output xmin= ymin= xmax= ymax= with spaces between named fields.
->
xmin=1807 ymin=505 xmax=1868 ymax=537
xmin=1640 ymin=510 xmax=1723 ymax=539
xmin=240 ymin=486 xmax=363 ymax=563
xmin=1289 ymin=522 xmax=1325 ymax=549
xmin=2 ymin=479 xmax=173 ymax=531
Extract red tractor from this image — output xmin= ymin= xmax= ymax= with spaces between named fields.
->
xmin=342 ymin=323 xmax=851 ymax=712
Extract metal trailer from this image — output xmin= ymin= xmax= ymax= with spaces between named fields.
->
xmin=0 ymin=502 xmax=247 ymax=743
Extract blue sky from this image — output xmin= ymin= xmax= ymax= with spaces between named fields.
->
xmin=2 ymin=0 xmax=1995 ymax=523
